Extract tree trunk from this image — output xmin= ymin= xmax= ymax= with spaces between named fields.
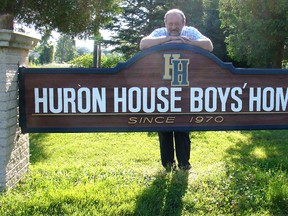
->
xmin=271 ymin=41 xmax=285 ymax=68
xmin=93 ymin=42 xmax=101 ymax=68
xmin=0 ymin=14 xmax=14 ymax=30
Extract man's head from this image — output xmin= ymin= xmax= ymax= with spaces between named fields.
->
xmin=164 ymin=9 xmax=186 ymax=36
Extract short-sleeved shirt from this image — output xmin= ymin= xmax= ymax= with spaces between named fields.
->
xmin=149 ymin=26 xmax=207 ymax=40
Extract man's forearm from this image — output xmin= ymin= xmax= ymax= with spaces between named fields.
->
xmin=139 ymin=36 xmax=170 ymax=50
xmin=183 ymin=38 xmax=213 ymax=52
xmin=140 ymin=36 xmax=213 ymax=52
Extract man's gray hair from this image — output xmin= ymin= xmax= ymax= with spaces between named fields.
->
xmin=164 ymin=9 xmax=186 ymax=22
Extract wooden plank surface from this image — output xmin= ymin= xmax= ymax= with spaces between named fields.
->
xmin=19 ymin=44 xmax=288 ymax=132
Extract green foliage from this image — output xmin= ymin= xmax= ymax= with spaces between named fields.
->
xmin=105 ymin=0 xmax=170 ymax=58
xmin=1 ymin=0 xmax=121 ymax=38
xmin=76 ymin=47 xmax=91 ymax=56
xmin=219 ymin=0 xmax=288 ymax=68
xmin=202 ymin=0 xmax=229 ymax=61
xmin=69 ymin=53 xmax=125 ymax=68
xmin=55 ymin=35 xmax=77 ymax=63
xmin=0 ymin=131 xmax=288 ymax=215
xmin=101 ymin=53 xmax=125 ymax=68
xmin=38 ymin=44 xmax=54 ymax=65
xmin=36 ymin=31 xmax=54 ymax=65
xmin=69 ymin=54 xmax=93 ymax=68
xmin=1 ymin=0 xmax=24 ymax=15
xmin=283 ymin=60 xmax=288 ymax=69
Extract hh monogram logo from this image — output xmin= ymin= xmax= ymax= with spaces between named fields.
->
xmin=162 ymin=53 xmax=190 ymax=86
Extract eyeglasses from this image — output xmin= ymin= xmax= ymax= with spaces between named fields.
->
xmin=166 ymin=22 xmax=183 ymax=28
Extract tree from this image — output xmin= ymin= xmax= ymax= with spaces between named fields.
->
xmin=76 ymin=47 xmax=91 ymax=56
xmin=0 ymin=1 xmax=23 ymax=29
xmin=219 ymin=0 xmax=288 ymax=68
xmin=105 ymin=0 xmax=228 ymax=60
xmin=202 ymin=0 xmax=229 ymax=61
xmin=105 ymin=0 xmax=172 ymax=58
xmin=55 ymin=35 xmax=76 ymax=63
xmin=38 ymin=44 xmax=54 ymax=65
xmin=37 ymin=31 xmax=54 ymax=64
xmin=180 ymin=0 xmax=229 ymax=61
xmin=1 ymin=0 xmax=120 ymax=38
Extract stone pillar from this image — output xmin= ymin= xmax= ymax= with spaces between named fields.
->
xmin=0 ymin=30 xmax=39 ymax=192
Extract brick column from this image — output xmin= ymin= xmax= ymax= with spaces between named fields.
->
xmin=0 ymin=30 xmax=39 ymax=192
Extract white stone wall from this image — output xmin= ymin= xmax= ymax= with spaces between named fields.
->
xmin=0 ymin=30 xmax=39 ymax=191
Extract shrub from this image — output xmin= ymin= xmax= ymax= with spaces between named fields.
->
xmin=69 ymin=54 xmax=93 ymax=68
xmin=101 ymin=53 xmax=125 ymax=68
xmin=69 ymin=53 xmax=126 ymax=68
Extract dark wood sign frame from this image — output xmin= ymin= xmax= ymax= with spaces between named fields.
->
xmin=19 ymin=44 xmax=288 ymax=133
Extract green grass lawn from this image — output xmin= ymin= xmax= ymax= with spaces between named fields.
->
xmin=0 ymin=131 xmax=287 ymax=215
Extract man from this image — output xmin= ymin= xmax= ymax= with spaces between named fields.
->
xmin=139 ymin=9 xmax=213 ymax=171
xmin=140 ymin=9 xmax=213 ymax=51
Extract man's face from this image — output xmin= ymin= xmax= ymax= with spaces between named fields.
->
xmin=165 ymin=13 xmax=185 ymax=36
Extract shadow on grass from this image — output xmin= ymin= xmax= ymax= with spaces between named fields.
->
xmin=134 ymin=170 xmax=189 ymax=216
xmin=29 ymin=133 xmax=49 ymax=164
xmin=147 ymin=132 xmax=158 ymax=137
xmin=224 ymin=130 xmax=288 ymax=215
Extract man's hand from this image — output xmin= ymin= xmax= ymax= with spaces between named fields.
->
xmin=165 ymin=36 xmax=213 ymax=52
xmin=165 ymin=36 xmax=193 ymax=44
xmin=140 ymin=35 xmax=213 ymax=52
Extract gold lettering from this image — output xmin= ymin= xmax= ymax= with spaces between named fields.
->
xmin=163 ymin=54 xmax=181 ymax=80
xmin=128 ymin=117 xmax=137 ymax=124
xmin=127 ymin=116 xmax=176 ymax=125
xmin=189 ymin=116 xmax=224 ymax=124
xmin=166 ymin=116 xmax=175 ymax=123
xmin=143 ymin=117 xmax=154 ymax=124
xmin=155 ymin=116 xmax=164 ymax=123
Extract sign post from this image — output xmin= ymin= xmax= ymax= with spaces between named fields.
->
xmin=19 ymin=44 xmax=288 ymax=133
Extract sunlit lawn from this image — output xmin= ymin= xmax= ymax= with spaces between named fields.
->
xmin=0 ymin=131 xmax=287 ymax=215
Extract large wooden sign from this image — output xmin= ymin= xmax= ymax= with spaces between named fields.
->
xmin=19 ymin=44 xmax=288 ymax=133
